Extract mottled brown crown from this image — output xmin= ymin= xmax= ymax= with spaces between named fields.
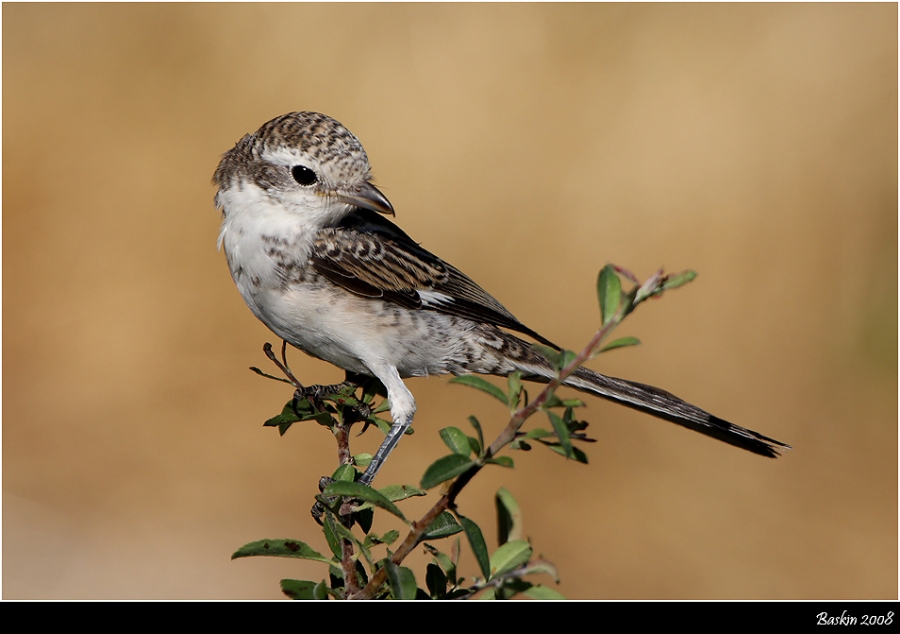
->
xmin=213 ymin=112 xmax=370 ymax=193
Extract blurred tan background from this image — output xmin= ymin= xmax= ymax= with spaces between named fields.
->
xmin=3 ymin=4 xmax=896 ymax=600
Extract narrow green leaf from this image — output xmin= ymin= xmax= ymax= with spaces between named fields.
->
xmin=546 ymin=410 xmax=574 ymax=459
xmin=467 ymin=416 xmax=484 ymax=453
xmin=322 ymin=514 xmax=342 ymax=559
xmin=420 ymin=454 xmax=476 ymax=489
xmin=280 ymin=579 xmax=319 ymax=600
xmin=232 ymin=539 xmax=331 ymax=563
xmin=484 ymin=456 xmax=514 ymax=468
xmin=384 ymin=560 xmax=418 ymax=600
xmin=449 ymin=375 xmax=508 ymax=405
xmin=495 ymin=487 xmax=523 ymax=545
xmin=459 ymin=515 xmax=491 ymax=580
xmin=507 ymin=372 xmax=524 ymax=409
xmin=597 ymin=264 xmax=622 ymax=325
xmin=328 ymin=517 xmax=374 ymax=568
xmin=439 ymin=427 xmax=472 ymax=456
xmin=545 ymin=444 xmax=589 ymax=464
xmin=660 ymin=269 xmax=698 ymax=291
xmin=524 ymin=585 xmax=566 ymax=600
xmin=423 ymin=511 xmax=464 ymax=539
xmin=467 ymin=435 xmax=483 ymax=458
xmin=322 ymin=481 xmax=406 ymax=522
xmin=600 ymin=336 xmax=641 ymax=352
xmin=490 ymin=540 xmax=533 ymax=578
xmin=424 ymin=542 xmax=457 ymax=586
xmin=477 ymin=588 xmax=497 ymax=600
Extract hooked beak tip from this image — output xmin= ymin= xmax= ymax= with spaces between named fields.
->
xmin=336 ymin=182 xmax=394 ymax=216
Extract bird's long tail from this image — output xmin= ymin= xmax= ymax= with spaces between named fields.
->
xmin=495 ymin=332 xmax=790 ymax=458
xmin=562 ymin=366 xmax=790 ymax=457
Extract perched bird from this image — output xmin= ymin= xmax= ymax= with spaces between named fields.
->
xmin=213 ymin=111 xmax=789 ymax=485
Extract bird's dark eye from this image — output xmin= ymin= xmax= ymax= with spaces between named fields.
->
xmin=291 ymin=165 xmax=318 ymax=186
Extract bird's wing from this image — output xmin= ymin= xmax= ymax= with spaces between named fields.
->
xmin=311 ymin=209 xmax=559 ymax=348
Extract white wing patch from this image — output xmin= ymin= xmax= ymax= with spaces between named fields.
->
xmin=418 ymin=290 xmax=455 ymax=308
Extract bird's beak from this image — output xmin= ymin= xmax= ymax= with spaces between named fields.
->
xmin=335 ymin=181 xmax=394 ymax=216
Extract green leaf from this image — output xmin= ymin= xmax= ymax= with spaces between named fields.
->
xmin=380 ymin=530 xmax=400 ymax=546
xmin=280 ymin=579 xmax=320 ymax=600
xmin=490 ymin=539 xmax=533 ymax=578
xmin=449 ymin=375 xmax=508 ymax=406
xmin=597 ymin=264 xmax=622 ymax=325
xmin=321 ymin=481 xmax=406 ymax=522
xmin=660 ymin=269 xmax=697 ymax=291
xmin=356 ymin=508 xmax=374 ymax=535
xmin=507 ymin=372 xmax=524 ymax=409
xmin=600 ymin=336 xmax=641 ymax=352
xmin=422 ymin=512 xmax=464 ymax=539
xmin=322 ymin=515 xmax=342 ymax=559
xmin=352 ymin=453 xmax=373 ymax=467
xmin=304 ymin=410 xmax=337 ymax=428
xmin=524 ymin=585 xmax=566 ymax=600
xmin=546 ymin=410 xmax=574 ymax=459
xmin=420 ymin=454 xmax=475 ymax=489
xmin=439 ymin=427 xmax=472 ymax=456
xmin=477 ymin=587 xmax=497 ymax=600
xmin=484 ymin=456 xmax=514 ymax=468
xmin=377 ymin=484 xmax=426 ymax=503
xmin=424 ymin=542 xmax=457 ymax=585
xmin=232 ymin=539 xmax=331 ymax=563
xmin=425 ymin=563 xmax=448 ymax=599
xmin=331 ymin=464 xmax=357 ymax=482
xmin=384 ymin=560 xmax=418 ymax=600
xmin=459 ymin=515 xmax=491 ymax=580
xmin=532 ymin=344 xmax=561 ymax=369
xmin=545 ymin=444 xmax=589 ymax=464
xmin=328 ymin=517 xmax=374 ymax=568
xmin=559 ymin=349 xmax=577 ymax=370
xmin=495 ymin=487 xmax=522 ymax=545
xmin=467 ymin=416 xmax=484 ymax=453
xmin=312 ymin=580 xmax=329 ymax=600
xmin=263 ymin=401 xmax=302 ymax=435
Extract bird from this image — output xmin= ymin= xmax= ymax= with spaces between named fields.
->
xmin=213 ymin=111 xmax=789 ymax=485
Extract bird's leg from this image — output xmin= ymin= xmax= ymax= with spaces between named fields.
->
xmin=358 ymin=418 xmax=410 ymax=486
xmin=358 ymin=365 xmax=416 ymax=486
